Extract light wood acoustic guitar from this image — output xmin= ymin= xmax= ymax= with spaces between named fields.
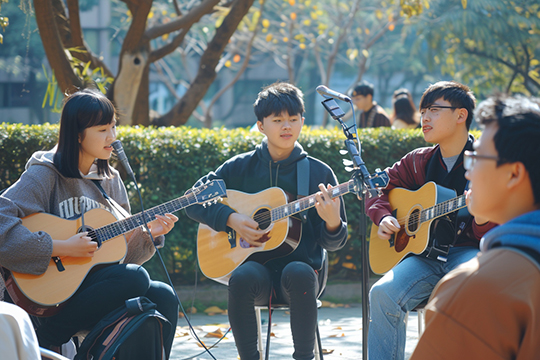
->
xmin=197 ymin=172 xmax=389 ymax=285
xmin=4 ymin=180 xmax=226 ymax=317
xmin=368 ymin=181 xmax=467 ymax=274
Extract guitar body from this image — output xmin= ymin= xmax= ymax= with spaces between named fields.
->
xmin=6 ymin=209 xmax=127 ymax=316
xmin=3 ymin=180 xmax=227 ymax=317
xmin=369 ymin=182 xmax=456 ymax=274
xmin=197 ymin=188 xmax=301 ymax=285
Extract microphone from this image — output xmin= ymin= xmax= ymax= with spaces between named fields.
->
xmin=111 ymin=140 xmax=134 ymax=178
xmin=316 ymin=85 xmax=352 ymax=102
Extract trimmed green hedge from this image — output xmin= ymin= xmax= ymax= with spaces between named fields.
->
xmin=1 ymin=123 xmax=477 ymax=283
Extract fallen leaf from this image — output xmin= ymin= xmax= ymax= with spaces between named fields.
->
xmin=329 ymin=333 xmax=345 ymax=338
xmin=206 ymin=328 xmax=225 ymax=338
xmin=332 ymin=326 xmax=342 ymax=330
xmin=175 ymin=330 xmax=189 ymax=338
xmin=322 ymin=349 xmax=334 ymax=354
xmin=204 ymin=306 xmax=225 ymax=314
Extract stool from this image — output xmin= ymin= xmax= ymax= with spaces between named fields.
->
xmin=39 ymin=347 xmax=70 ymax=360
xmin=407 ymin=301 xmax=427 ymax=336
xmin=255 ymin=299 xmax=323 ymax=360
xmin=414 ymin=305 xmax=426 ymax=336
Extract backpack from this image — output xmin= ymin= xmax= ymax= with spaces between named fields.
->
xmin=74 ymin=296 xmax=171 ymax=360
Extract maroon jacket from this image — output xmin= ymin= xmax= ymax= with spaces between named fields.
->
xmin=366 ymin=143 xmax=497 ymax=245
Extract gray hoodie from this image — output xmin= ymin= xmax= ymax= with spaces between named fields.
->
xmin=0 ymin=150 xmax=156 ymax=299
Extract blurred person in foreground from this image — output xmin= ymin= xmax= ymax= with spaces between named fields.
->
xmin=411 ymin=94 xmax=540 ymax=360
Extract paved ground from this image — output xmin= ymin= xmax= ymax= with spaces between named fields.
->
xmin=170 ymin=305 xmax=421 ymax=360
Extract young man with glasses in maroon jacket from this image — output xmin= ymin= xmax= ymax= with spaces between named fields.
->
xmin=411 ymin=94 xmax=540 ymax=360
xmin=365 ymin=81 xmax=497 ymax=360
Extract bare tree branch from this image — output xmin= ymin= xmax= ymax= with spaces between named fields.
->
xmin=144 ymin=0 xmax=219 ymax=40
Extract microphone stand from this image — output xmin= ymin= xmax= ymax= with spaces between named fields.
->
xmin=320 ymin=97 xmax=386 ymax=360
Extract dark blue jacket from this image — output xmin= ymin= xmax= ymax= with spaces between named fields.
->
xmin=186 ymin=139 xmax=348 ymax=272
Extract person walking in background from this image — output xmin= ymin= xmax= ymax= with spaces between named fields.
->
xmin=349 ymin=80 xmax=391 ymax=128
xmin=411 ymin=94 xmax=540 ymax=360
xmin=391 ymin=88 xmax=420 ymax=129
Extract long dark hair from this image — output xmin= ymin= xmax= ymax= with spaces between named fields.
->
xmin=392 ymin=94 xmax=418 ymax=126
xmin=54 ymin=89 xmax=116 ymax=178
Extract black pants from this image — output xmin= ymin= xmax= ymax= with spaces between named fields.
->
xmin=35 ymin=264 xmax=179 ymax=359
xmin=228 ymin=261 xmax=320 ymax=360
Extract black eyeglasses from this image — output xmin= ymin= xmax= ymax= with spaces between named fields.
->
xmin=463 ymin=150 xmax=499 ymax=170
xmin=420 ymin=105 xmax=458 ymax=116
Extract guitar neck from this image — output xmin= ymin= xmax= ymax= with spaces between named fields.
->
xmin=271 ymin=180 xmax=354 ymax=221
xmin=421 ymin=194 xmax=467 ymax=223
xmin=93 ymin=193 xmax=198 ymax=243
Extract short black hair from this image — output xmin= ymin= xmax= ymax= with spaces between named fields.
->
xmin=54 ymin=89 xmax=116 ymax=178
xmin=476 ymin=94 xmax=540 ymax=204
xmin=419 ymin=81 xmax=476 ymax=130
xmin=350 ymin=80 xmax=374 ymax=97
xmin=253 ymin=82 xmax=305 ymax=122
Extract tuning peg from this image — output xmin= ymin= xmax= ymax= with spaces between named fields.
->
xmin=342 ymin=159 xmax=354 ymax=166
xmin=339 ymin=150 xmax=348 ymax=155
xmin=345 ymin=166 xmax=354 ymax=172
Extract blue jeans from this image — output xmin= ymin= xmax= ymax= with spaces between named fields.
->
xmin=367 ymin=246 xmax=478 ymax=360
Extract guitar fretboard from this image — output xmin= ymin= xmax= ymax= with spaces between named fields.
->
xmin=92 ymin=193 xmax=198 ymax=243
xmin=420 ymin=195 xmax=467 ymax=223
xmin=271 ymin=180 xmax=355 ymax=221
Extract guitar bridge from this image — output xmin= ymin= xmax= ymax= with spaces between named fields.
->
xmin=388 ymin=208 xmax=398 ymax=248
xmin=227 ymin=228 xmax=236 ymax=249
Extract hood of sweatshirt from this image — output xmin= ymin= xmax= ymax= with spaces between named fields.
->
xmin=25 ymin=148 xmax=110 ymax=180
xmin=480 ymin=209 xmax=540 ymax=254
xmin=254 ymin=138 xmax=308 ymax=188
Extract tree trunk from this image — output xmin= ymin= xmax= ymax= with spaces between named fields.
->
xmin=112 ymin=49 xmax=150 ymax=125
xmin=154 ymin=0 xmax=255 ymax=127
xmin=34 ymin=0 xmax=82 ymax=94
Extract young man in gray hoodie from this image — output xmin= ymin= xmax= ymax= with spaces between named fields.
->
xmin=411 ymin=94 xmax=540 ymax=360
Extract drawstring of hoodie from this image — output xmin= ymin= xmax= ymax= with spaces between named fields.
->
xmin=268 ymin=161 xmax=280 ymax=187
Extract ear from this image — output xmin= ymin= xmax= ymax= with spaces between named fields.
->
xmin=256 ymin=120 xmax=264 ymax=133
xmin=301 ymin=116 xmax=305 ymax=126
xmin=456 ymin=108 xmax=468 ymax=125
xmin=506 ymin=162 xmax=528 ymax=190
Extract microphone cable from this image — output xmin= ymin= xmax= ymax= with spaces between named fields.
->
xmin=113 ymin=145 xmax=218 ymax=360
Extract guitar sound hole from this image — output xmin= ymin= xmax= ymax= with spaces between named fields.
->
xmin=407 ymin=209 xmax=420 ymax=232
xmin=254 ymin=208 xmax=271 ymax=230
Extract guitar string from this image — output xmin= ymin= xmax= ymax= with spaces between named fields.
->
xmin=93 ymin=191 xmax=199 ymax=243
xmin=250 ymin=182 xmax=352 ymax=225
xmin=391 ymin=195 xmax=467 ymax=228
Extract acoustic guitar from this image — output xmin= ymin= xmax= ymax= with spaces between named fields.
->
xmin=197 ymin=172 xmax=388 ymax=285
xmin=4 ymin=180 xmax=226 ymax=317
xmin=368 ymin=181 xmax=467 ymax=274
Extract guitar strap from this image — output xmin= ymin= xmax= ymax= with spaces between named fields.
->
xmin=297 ymin=157 xmax=310 ymax=223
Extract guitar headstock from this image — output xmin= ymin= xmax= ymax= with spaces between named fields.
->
xmin=191 ymin=179 xmax=227 ymax=206
xmin=369 ymin=170 xmax=389 ymax=189
xmin=352 ymin=169 xmax=390 ymax=198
